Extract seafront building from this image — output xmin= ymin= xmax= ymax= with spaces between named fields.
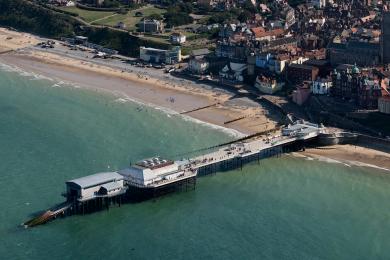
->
xmin=139 ymin=46 xmax=181 ymax=64
xmin=65 ymin=157 xmax=197 ymax=203
xmin=254 ymin=75 xmax=284 ymax=94
xmin=66 ymin=172 xmax=126 ymax=202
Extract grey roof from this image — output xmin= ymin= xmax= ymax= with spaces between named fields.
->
xmin=101 ymin=181 xmax=123 ymax=192
xmin=191 ymin=48 xmax=210 ymax=57
xmin=288 ymin=64 xmax=316 ymax=70
xmin=67 ymin=172 xmax=123 ymax=189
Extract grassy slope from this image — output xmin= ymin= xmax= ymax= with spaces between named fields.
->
xmin=94 ymin=5 xmax=166 ymax=30
xmin=59 ymin=5 xmax=166 ymax=31
xmin=58 ymin=6 xmax=114 ymax=23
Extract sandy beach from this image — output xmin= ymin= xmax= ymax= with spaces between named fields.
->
xmin=0 ymin=27 xmax=389 ymax=170
xmin=302 ymin=145 xmax=390 ymax=170
xmin=0 ymin=28 xmax=279 ymax=136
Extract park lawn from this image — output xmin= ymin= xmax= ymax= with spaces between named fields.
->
xmin=58 ymin=6 xmax=115 ymax=23
xmin=93 ymin=5 xmax=166 ymax=31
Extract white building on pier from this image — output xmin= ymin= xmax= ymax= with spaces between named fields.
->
xmin=66 ymin=172 xmax=125 ymax=202
xmin=118 ymin=157 xmax=196 ymax=188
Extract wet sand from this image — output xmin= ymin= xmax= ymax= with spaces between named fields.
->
xmin=302 ymin=145 xmax=390 ymax=171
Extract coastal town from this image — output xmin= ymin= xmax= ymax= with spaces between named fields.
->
xmin=0 ymin=0 xmax=389 ymax=165
xmin=3 ymin=0 xmax=387 ymax=139
xmin=1 ymin=0 xmax=388 ymax=228
xmin=2 ymin=1 xmax=390 ymax=257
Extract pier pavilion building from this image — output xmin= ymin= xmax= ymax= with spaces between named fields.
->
xmin=65 ymin=172 xmax=125 ymax=202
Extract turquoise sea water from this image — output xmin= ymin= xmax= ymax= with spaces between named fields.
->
xmin=1 ymin=68 xmax=390 ymax=259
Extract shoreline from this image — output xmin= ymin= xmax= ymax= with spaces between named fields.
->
xmin=0 ymin=27 xmax=389 ymax=171
xmin=0 ymin=27 xmax=281 ymax=136
xmin=301 ymin=145 xmax=390 ymax=171
xmin=0 ymin=52 xmax=261 ymax=136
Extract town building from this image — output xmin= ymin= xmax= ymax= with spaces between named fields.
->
xmin=381 ymin=11 xmax=390 ymax=64
xmin=219 ymin=62 xmax=247 ymax=86
xmin=139 ymin=46 xmax=181 ymax=64
xmin=331 ymin=65 xmax=384 ymax=109
xmin=256 ymin=53 xmax=308 ymax=75
xmin=189 ymin=57 xmax=209 ymax=75
xmin=287 ymin=64 xmax=319 ymax=84
xmin=311 ymin=78 xmax=332 ymax=95
xmin=303 ymin=59 xmax=330 ymax=78
xmin=170 ymin=33 xmax=186 ymax=44
xmin=254 ymin=75 xmax=284 ymax=94
xmin=215 ymin=42 xmax=247 ymax=61
xmin=292 ymin=85 xmax=311 ymax=106
xmin=378 ymin=96 xmax=390 ymax=114
xmin=137 ymin=19 xmax=164 ymax=33
xmin=188 ymin=49 xmax=210 ymax=75
xmin=310 ymin=0 xmax=327 ymax=8
xmin=327 ymin=41 xmax=380 ymax=67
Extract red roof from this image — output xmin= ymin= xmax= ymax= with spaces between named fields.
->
xmin=251 ymin=27 xmax=265 ymax=36
xmin=253 ymin=28 xmax=284 ymax=39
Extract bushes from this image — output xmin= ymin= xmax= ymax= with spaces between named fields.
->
xmin=0 ymin=0 xmax=79 ymax=37
xmin=163 ymin=3 xmax=194 ymax=27
xmin=83 ymin=27 xmax=170 ymax=57
xmin=0 ymin=0 xmax=171 ymax=57
xmin=164 ymin=11 xmax=193 ymax=27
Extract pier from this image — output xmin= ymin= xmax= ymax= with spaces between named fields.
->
xmin=186 ymin=121 xmax=322 ymax=175
xmin=24 ymin=120 xmax=325 ymax=227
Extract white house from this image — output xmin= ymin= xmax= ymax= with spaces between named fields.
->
xmin=311 ymin=78 xmax=332 ymax=94
xmin=188 ymin=57 xmax=209 ymax=74
xmin=310 ymin=0 xmax=327 ymax=8
xmin=219 ymin=62 xmax=247 ymax=84
xmin=170 ymin=33 xmax=186 ymax=44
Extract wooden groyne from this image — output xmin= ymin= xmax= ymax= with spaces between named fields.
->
xmin=180 ymin=103 xmax=218 ymax=114
xmin=224 ymin=116 xmax=246 ymax=125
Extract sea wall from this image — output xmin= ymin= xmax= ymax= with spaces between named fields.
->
xmin=318 ymin=132 xmax=359 ymax=146
xmin=357 ymin=134 xmax=390 ymax=153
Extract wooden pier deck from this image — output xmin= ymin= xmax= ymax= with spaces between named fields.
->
xmin=186 ymin=122 xmax=323 ymax=174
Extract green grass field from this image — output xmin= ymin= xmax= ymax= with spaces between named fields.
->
xmin=93 ymin=5 xmax=166 ymax=31
xmin=58 ymin=6 xmax=115 ymax=23
xmin=58 ymin=5 xmax=165 ymax=28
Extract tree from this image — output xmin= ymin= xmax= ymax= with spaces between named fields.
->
xmin=164 ymin=11 xmax=193 ymax=27
xmin=148 ymin=13 xmax=163 ymax=20
xmin=238 ymin=10 xmax=252 ymax=23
